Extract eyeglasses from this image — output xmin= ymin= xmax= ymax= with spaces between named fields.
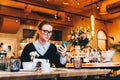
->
xmin=40 ymin=29 xmax=52 ymax=35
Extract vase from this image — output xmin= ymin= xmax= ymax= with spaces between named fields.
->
xmin=69 ymin=45 xmax=81 ymax=58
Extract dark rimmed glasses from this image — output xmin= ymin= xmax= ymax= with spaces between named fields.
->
xmin=40 ymin=29 xmax=53 ymax=35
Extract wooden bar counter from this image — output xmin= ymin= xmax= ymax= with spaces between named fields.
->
xmin=0 ymin=68 xmax=111 ymax=80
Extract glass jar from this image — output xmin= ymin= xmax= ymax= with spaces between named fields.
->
xmin=0 ymin=51 xmax=6 ymax=71
xmin=73 ymin=57 xmax=81 ymax=69
xmin=10 ymin=59 xmax=21 ymax=72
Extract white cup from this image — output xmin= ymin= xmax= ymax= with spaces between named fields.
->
xmin=32 ymin=59 xmax=51 ymax=71
xmin=22 ymin=62 xmax=33 ymax=70
xmin=33 ymin=59 xmax=46 ymax=68
xmin=41 ymin=62 xmax=51 ymax=72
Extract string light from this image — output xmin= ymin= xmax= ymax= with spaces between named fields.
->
xmin=67 ymin=16 xmax=71 ymax=21
xmin=15 ymin=18 xmax=18 ymax=22
xmin=96 ymin=4 xmax=99 ymax=9
xmin=90 ymin=0 xmax=95 ymax=37
xmin=81 ymin=16 xmax=84 ymax=21
xmin=91 ymin=15 xmax=94 ymax=36
xmin=54 ymin=11 xmax=58 ymax=19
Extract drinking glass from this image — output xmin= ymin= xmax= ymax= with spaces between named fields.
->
xmin=10 ymin=59 xmax=21 ymax=72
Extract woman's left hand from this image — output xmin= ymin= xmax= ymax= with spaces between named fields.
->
xmin=57 ymin=44 xmax=67 ymax=57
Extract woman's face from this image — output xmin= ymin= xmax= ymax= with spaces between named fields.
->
xmin=38 ymin=24 xmax=53 ymax=42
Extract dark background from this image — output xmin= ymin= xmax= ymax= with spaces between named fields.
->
xmin=23 ymin=29 xmax=62 ymax=41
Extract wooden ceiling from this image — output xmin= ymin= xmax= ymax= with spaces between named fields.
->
xmin=0 ymin=0 xmax=120 ymax=27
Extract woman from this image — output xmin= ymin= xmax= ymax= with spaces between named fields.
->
xmin=20 ymin=20 xmax=67 ymax=68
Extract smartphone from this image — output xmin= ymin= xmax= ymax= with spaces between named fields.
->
xmin=56 ymin=41 xmax=68 ymax=54
xmin=61 ymin=41 xmax=68 ymax=48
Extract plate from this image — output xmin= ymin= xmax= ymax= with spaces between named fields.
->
xmin=41 ymin=68 xmax=56 ymax=72
xmin=50 ymin=68 xmax=56 ymax=71
xmin=20 ymin=68 xmax=56 ymax=72
xmin=20 ymin=69 xmax=35 ymax=72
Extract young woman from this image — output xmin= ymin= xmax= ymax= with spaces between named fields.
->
xmin=20 ymin=20 xmax=67 ymax=68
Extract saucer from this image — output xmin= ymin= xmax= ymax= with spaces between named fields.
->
xmin=41 ymin=68 xmax=56 ymax=72
xmin=20 ymin=69 xmax=35 ymax=72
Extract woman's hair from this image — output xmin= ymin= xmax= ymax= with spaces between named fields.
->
xmin=38 ymin=20 xmax=52 ymax=30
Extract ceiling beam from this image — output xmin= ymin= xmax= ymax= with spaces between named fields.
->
xmin=0 ymin=5 xmax=73 ymax=27
xmin=107 ymin=5 xmax=120 ymax=14
xmin=84 ymin=0 xmax=104 ymax=7
xmin=13 ymin=0 xmax=112 ymax=23
xmin=0 ymin=14 xmax=73 ymax=27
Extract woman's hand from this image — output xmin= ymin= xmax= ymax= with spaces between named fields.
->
xmin=57 ymin=44 xmax=67 ymax=57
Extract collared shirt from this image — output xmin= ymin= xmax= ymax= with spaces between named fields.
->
xmin=33 ymin=40 xmax=66 ymax=64
xmin=33 ymin=40 xmax=50 ymax=56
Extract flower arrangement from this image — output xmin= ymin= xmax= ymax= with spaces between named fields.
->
xmin=67 ymin=27 xmax=91 ymax=49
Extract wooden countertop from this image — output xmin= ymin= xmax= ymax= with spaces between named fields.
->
xmin=66 ymin=62 xmax=120 ymax=68
xmin=0 ymin=68 xmax=111 ymax=80
xmin=57 ymin=68 xmax=111 ymax=77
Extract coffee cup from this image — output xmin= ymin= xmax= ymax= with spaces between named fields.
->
xmin=33 ymin=59 xmax=46 ymax=68
xmin=41 ymin=61 xmax=50 ymax=72
xmin=22 ymin=62 xmax=33 ymax=70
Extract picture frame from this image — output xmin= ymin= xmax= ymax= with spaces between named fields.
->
xmin=23 ymin=29 xmax=36 ymax=38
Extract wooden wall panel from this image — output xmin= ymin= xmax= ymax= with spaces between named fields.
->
xmin=0 ymin=16 xmax=20 ymax=34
